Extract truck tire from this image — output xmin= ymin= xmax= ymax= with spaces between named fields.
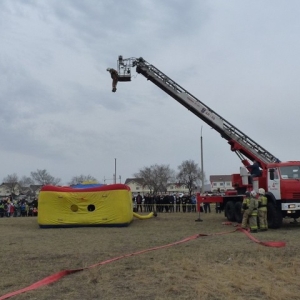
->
xmin=267 ymin=202 xmax=282 ymax=229
xmin=234 ymin=202 xmax=243 ymax=223
xmin=225 ymin=201 xmax=236 ymax=222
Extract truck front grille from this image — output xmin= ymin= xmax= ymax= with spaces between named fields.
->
xmin=292 ymin=193 xmax=300 ymax=199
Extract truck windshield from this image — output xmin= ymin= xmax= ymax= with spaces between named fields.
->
xmin=279 ymin=166 xmax=300 ymax=179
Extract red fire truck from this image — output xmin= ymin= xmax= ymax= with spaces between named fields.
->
xmin=107 ymin=56 xmax=300 ymax=228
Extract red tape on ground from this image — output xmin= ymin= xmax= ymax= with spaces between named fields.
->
xmin=0 ymin=227 xmax=285 ymax=299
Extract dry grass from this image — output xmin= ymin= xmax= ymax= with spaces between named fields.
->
xmin=1 ymin=212 xmax=300 ymax=300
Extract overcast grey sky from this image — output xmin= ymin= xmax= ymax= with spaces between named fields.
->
xmin=1 ymin=0 xmax=300 ymax=185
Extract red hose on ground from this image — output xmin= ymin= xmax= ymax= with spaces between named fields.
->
xmin=222 ymin=222 xmax=286 ymax=247
xmin=0 ymin=234 xmax=202 ymax=300
xmin=237 ymin=227 xmax=286 ymax=247
xmin=0 ymin=226 xmax=285 ymax=299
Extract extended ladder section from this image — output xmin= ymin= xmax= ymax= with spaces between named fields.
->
xmin=116 ymin=57 xmax=279 ymax=167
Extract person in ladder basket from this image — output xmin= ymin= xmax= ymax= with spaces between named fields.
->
xmin=248 ymin=160 xmax=262 ymax=184
xmin=107 ymin=68 xmax=118 ymax=92
xmin=257 ymin=188 xmax=268 ymax=231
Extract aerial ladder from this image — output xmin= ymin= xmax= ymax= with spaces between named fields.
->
xmin=107 ymin=56 xmax=280 ymax=171
xmin=107 ymin=56 xmax=300 ymax=228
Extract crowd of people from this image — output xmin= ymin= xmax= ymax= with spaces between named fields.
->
xmin=132 ymin=192 xmax=223 ymax=214
xmin=0 ymin=197 xmax=38 ymax=218
xmin=1 ymin=189 xmax=267 ymax=232
xmin=133 ymin=192 xmax=197 ymax=213
xmin=132 ymin=189 xmax=268 ymax=233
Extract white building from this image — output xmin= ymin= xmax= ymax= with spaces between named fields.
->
xmin=124 ymin=178 xmax=190 ymax=196
xmin=210 ymin=175 xmax=233 ymax=192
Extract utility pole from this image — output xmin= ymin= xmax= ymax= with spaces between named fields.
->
xmin=201 ymin=126 xmax=204 ymax=195
xmin=114 ymin=158 xmax=117 ymax=184
xmin=195 ymin=126 xmax=204 ymax=222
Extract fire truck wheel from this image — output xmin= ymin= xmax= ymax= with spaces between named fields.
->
xmin=267 ymin=202 xmax=282 ymax=229
xmin=225 ymin=201 xmax=236 ymax=222
xmin=234 ymin=202 xmax=243 ymax=223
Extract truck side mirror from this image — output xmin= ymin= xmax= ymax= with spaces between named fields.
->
xmin=269 ymin=169 xmax=275 ymax=180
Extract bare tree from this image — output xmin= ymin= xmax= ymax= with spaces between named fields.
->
xmin=19 ymin=176 xmax=34 ymax=187
xmin=135 ymin=164 xmax=175 ymax=195
xmin=2 ymin=173 xmax=19 ymax=194
xmin=30 ymin=169 xmax=61 ymax=186
xmin=177 ymin=160 xmax=204 ymax=196
xmin=68 ymin=175 xmax=98 ymax=186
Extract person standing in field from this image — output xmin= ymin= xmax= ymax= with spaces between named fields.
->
xmin=155 ymin=194 xmax=162 ymax=213
xmin=258 ymin=188 xmax=268 ymax=231
xmin=148 ymin=194 xmax=154 ymax=212
xmin=191 ymin=194 xmax=197 ymax=212
xmin=136 ymin=192 xmax=143 ymax=213
xmin=248 ymin=191 xmax=259 ymax=233
xmin=241 ymin=191 xmax=259 ymax=232
xmin=175 ymin=194 xmax=181 ymax=212
xmin=168 ymin=194 xmax=175 ymax=213
xmin=186 ymin=195 xmax=192 ymax=212
xmin=215 ymin=202 xmax=222 ymax=213
xmin=143 ymin=193 xmax=150 ymax=212
xmin=162 ymin=194 xmax=169 ymax=213
xmin=132 ymin=195 xmax=137 ymax=212
xmin=33 ymin=207 xmax=38 ymax=216
xmin=9 ymin=202 xmax=15 ymax=217
xmin=203 ymin=201 xmax=211 ymax=213
xmin=0 ymin=201 xmax=4 ymax=217
xmin=241 ymin=191 xmax=251 ymax=229
xmin=25 ymin=202 xmax=29 ymax=217
xmin=181 ymin=194 xmax=187 ymax=213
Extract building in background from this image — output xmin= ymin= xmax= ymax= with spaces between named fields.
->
xmin=210 ymin=175 xmax=233 ymax=192
xmin=0 ymin=183 xmax=42 ymax=202
xmin=124 ymin=178 xmax=148 ymax=194
xmin=124 ymin=178 xmax=190 ymax=196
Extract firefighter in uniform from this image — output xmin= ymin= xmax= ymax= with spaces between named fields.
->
xmin=241 ymin=191 xmax=251 ymax=229
xmin=241 ymin=191 xmax=259 ymax=232
xmin=248 ymin=190 xmax=259 ymax=233
xmin=258 ymin=188 xmax=268 ymax=231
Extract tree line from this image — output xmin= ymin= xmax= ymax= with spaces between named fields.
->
xmin=2 ymin=160 xmax=205 ymax=195
xmin=134 ymin=160 xmax=206 ymax=195
xmin=2 ymin=170 xmax=97 ymax=194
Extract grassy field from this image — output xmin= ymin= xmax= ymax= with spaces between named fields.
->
xmin=1 ymin=211 xmax=300 ymax=300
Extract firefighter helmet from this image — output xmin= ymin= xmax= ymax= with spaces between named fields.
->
xmin=258 ymin=188 xmax=265 ymax=195
xmin=250 ymin=190 xmax=257 ymax=197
